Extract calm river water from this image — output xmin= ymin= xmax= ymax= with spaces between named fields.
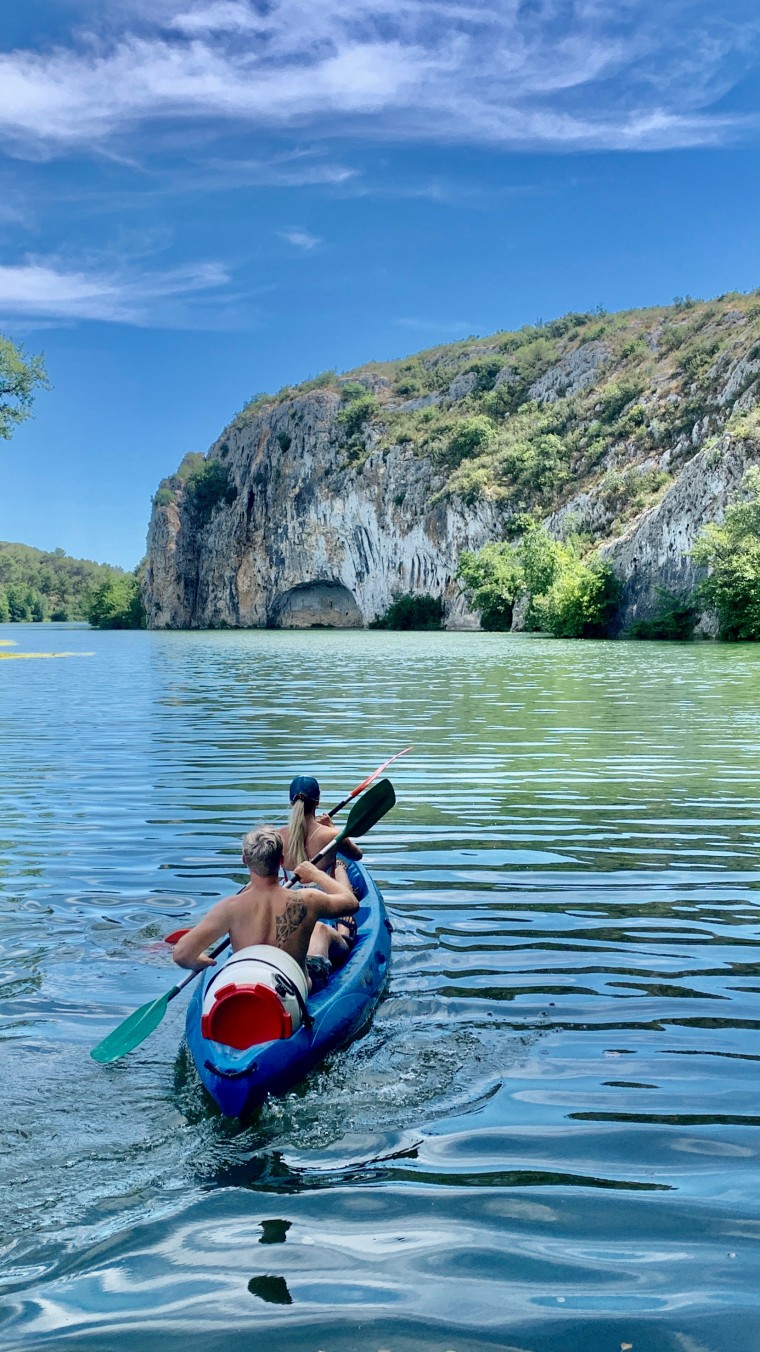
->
xmin=2 ymin=624 xmax=760 ymax=1352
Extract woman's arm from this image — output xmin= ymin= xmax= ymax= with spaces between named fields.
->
xmin=172 ymin=896 xmax=233 ymax=971
xmin=317 ymin=815 xmax=363 ymax=860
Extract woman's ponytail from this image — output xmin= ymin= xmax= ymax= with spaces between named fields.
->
xmin=286 ymin=798 xmax=308 ymax=869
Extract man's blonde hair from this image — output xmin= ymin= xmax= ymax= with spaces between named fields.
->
xmin=242 ymin=826 xmax=283 ymax=878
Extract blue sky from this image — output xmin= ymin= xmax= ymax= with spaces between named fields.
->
xmin=1 ymin=0 xmax=759 ymax=567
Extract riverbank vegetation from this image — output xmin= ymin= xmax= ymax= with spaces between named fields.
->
xmin=370 ymin=593 xmax=443 ymax=630
xmin=0 ymin=542 xmax=145 ymax=628
xmin=458 ymin=470 xmax=760 ymax=641
xmin=691 ymin=468 xmax=760 ymax=640
xmin=458 ymin=523 xmax=620 ymax=638
xmin=86 ymin=574 xmax=145 ymax=629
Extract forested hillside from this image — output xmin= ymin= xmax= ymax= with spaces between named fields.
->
xmin=0 ymin=541 xmax=125 ymax=622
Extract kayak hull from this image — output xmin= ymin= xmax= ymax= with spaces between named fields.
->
xmin=184 ymin=862 xmax=391 ymax=1117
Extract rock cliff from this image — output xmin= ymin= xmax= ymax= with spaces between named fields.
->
xmin=145 ymin=293 xmax=760 ymax=630
xmin=145 ymin=389 xmax=500 ymax=628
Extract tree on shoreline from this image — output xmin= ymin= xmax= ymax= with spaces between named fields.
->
xmin=86 ymin=574 xmax=146 ymax=629
xmin=458 ymin=524 xmax=620 ymax=638
xmin=0 ymin=335 xmax=49 ymax=441
xmin=692 ymin=469 xmax=760 ymax=640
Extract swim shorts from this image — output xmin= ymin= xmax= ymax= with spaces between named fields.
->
xmin=306 ymin=954 xmax=331 ymax=993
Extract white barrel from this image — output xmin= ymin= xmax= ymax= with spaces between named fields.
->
xmin=202 ymin=945 xmax=308 ymax=1033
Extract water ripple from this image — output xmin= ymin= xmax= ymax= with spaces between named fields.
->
xmin=2 ymin=625 xmax=760 ymax=1350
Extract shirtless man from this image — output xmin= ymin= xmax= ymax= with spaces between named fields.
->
xmin=172 ymin=826 xmax=357 ymax=991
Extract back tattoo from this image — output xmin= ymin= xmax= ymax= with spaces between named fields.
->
xmin=275 ymin=899 xmax=307 ymax=947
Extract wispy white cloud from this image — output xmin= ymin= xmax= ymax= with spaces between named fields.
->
xmin=170 ymin=1 xmax=261 ymax=35
xmin=395 ymin=316 xmax=475 ymax=335
xmin=200 ymin=154 xmax=358 ymax=188
xmin=0 ymin=254 xmax=231 ymax=325
xmin=0 ymin=0 xmax=756 ymax=157
xmin=279 ymin=228 xmax=321 ymax=250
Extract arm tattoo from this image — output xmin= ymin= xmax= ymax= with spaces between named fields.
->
xmin=275 ymin=900 xmax=307 ymax=946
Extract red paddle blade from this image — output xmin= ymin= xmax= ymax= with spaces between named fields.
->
xmin=351 ymin=746 xmax=413 ymax=799
xmin=164 ymin=928 xmax=189 ymax=944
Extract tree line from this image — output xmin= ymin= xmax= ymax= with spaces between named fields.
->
xmin=0 ymin=542 xmax=144 ymax=628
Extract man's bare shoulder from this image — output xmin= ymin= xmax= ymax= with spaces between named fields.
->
xmin=205 ymin=891 xmax=239 ymax=920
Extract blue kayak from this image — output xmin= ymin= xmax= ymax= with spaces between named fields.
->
xmin=184 ymin=861 xmax=392 ymax=1117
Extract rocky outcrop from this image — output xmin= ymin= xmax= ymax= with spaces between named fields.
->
xmin=528 ymin=340 xmax=610 ymax=403
xmin=601 ymin=431 xmax=760 ymax=631
xmin=145 ymin=293 xmax=760 ymax=632
xmin=144 ymin=390 xmax=500 ymax=629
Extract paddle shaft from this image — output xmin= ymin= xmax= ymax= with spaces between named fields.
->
xmin=326 ymin=747 xmax=411 ymax=817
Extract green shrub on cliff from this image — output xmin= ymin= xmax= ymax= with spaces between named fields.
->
xmin=692 ymin=468 xmax=760 ymax=639
xmin=447 ymin=409 xmax=571 ymax=507
xmin=340 ymin=381 xmax=370 ymax=402
xmin=467 ymin=357 xmax=506 ymax=392
xmin=444 ymin=416 xmax=495 ymax=465
xmin=337 ymin=388 xmax=377 ymax=439
xmin=184 ymin=459 xmax=236 ymax=525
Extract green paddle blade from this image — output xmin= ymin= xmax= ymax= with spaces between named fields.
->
xmin=90 ymin=986 xmax=177 ymax=1064
xmin=337 ymin=777 xmax=395 ymax=845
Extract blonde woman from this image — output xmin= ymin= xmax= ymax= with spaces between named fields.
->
xmin=280 ymin=775 xmax=363 ymax=875
xmin=279 ymin=775 xmax=363 ymax=990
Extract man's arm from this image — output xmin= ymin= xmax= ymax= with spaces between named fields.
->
xmin=172 ymin=896 xmax=233 ymax=971
xmin=294 ymin=861 xmax=358 ymax=919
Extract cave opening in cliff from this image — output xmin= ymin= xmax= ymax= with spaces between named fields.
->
xmin=268 ymin=581 xmax=363 ymax=629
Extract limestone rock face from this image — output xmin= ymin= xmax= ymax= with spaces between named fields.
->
xmin=144 ymin=390 xmax=500 ymax=629
xmin=528 ymin=341 xmax=610 ymax=403
xmin=448 ymin=371 xmax=478 ymax=401
xmin=601 ymin=432 xmax=759 ymax=631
